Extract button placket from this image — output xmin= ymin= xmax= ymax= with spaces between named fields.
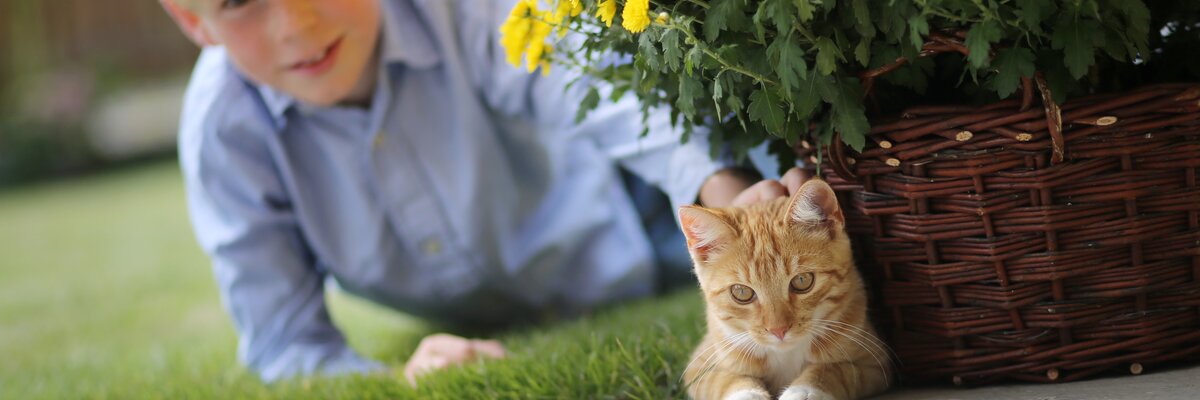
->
xmin=372 ymin=129 xmax=460 ymax=270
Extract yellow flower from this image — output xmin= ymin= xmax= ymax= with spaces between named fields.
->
xmin=546 ymin=1 xmax=581 ymax=38
xmin=539 ymin=47 xmax=554 ymax=76
xmin=524 ymin=16 xmax=555 ymax=73
xmin=498 ymin=1 xmax=533 ymax=67
xmin=655 ymin=12 xmax=668 ymax=25
xmin=569 ymin=0 xmax=583 ymax=17
xmin=621 ymin=0 xmax=650 ymax=33
xmin=596 ymin=0 xmax=617 ymax=27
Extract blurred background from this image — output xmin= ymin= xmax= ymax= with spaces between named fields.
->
xmin=1 ymin=0 xmax=196 ymax=186
xmin=0 ymin=2 xmax=429 ymax=398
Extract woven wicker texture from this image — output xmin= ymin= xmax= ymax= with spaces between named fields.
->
xmin=811 ymin=83 xmax=1200 ymax=385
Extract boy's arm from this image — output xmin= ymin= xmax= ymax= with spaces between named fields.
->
xmin=182 ymin=133 xmax=383 ymax=381
xmin=178 ymin=51 xmax=382 ymax=381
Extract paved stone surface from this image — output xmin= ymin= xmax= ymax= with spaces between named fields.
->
xmin=877 ymin=364 xmax=1200 ymax=400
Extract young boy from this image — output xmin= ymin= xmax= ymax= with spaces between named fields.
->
xmin=161 ymin=0 xmax=805 ymax=383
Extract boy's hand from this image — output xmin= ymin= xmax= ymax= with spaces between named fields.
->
xmin=403 ymin=333 xmax=506 ymax=386
xmin=699 ymin=167 xmax=809 ymax=208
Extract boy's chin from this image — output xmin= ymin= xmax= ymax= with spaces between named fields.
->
xmin=292 ymin=88 xmax=355 ymax=108
xmin=290 ymin=81 xmax=373 ymax=108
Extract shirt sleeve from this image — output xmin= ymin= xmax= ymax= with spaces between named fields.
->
xmin=463 ymin=0 xmax=731 ymax=212
xmin=178 ymin=49 xmax=384 ymax=381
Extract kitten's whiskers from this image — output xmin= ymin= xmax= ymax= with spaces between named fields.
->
xmin=812 ymin=320 xmax=891 ymax=387
xmin=814 ymin=319 xmax=899 ymax=365
xmin=682 ymin=331 xmax=749 ymax=387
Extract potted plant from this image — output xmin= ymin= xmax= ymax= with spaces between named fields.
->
xmin=501 ymin=0 xmax=1200 ymax=384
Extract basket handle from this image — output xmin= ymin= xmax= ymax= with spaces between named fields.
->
xmin=1033 ymin=71 xmax=1066 ymax=164
xmin=826 ymin=32 xmax=1067 ymax=181
xmin=860 ymin=32 xmax=1039 ymax=112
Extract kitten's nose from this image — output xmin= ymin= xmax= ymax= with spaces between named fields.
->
xmin=769 ymin=326 xmax=789 ymax=340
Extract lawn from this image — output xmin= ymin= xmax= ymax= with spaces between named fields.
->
xmin=0 ymin=160 xmax=708 ymax=399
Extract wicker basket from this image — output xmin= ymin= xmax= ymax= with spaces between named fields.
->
xmin=805 ymin=79 xmax=1200 ymax=385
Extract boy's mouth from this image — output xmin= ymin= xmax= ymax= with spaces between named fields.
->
xmin=289 ymin=37 xmax=343 ymax=75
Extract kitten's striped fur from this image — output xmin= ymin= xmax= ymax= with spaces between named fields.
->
xmin=678 ymin=180 xmax=891 ymax=400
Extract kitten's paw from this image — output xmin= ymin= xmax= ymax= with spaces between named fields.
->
xmin=780 ymin=385 xmax=834 ymax=400
xmin=723 ymin=389 xmax=770 ymax=400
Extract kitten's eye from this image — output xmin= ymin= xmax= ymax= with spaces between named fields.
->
xmin=790 ymin=272 xmax=816 ymax=293
xmin=729 ymin=284 xmax=755 ymax=304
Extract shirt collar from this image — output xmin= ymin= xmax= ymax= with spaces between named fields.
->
xmin=254 ymin=0 xmax=442 ymax=124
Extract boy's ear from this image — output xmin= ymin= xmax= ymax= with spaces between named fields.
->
xmin=160 ymin=0 xmax=219 ymax=46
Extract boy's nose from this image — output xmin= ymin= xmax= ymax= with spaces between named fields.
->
xmin=272 ymin=0 xmax=319 ymax=40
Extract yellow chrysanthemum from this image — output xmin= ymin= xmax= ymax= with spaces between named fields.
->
xmin=596 ymin=0 xmax=617 ymax=27
xmin=498 ymin=1 xmax=533 ymax=67
xmin=524 ymin=16 xmax=555 ymax=73
xmin=568 ymin=0 xmax=583 ymax=17
xmin=539 ymin=46 xmax=553 ymax=76
xmin=621 ymin=0 xmax=650 ymax=33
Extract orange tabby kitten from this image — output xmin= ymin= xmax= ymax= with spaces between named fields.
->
xmin=678 ymin=179 xmax=890 ymax=400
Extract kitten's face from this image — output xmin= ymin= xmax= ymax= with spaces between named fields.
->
xmin=680 ymin=180 xmax=857 ymax=349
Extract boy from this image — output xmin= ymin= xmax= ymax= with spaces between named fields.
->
xmin=161 ymin=0 xmax=805 ymax=383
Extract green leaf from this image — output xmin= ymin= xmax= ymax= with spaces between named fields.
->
xmin=1042 ymin=58 xmax=1075 ymax=104
xmin=751 ymin=1 xmax=770 ymax=43
xmin=907 ymin=14 xmax=928 ymax=50
xmin=1051 ymin=14 xmax=1102 ymax=79
xmin=851 ymin=0 xmax=875 ymax=38
xmin=793 ymin=73 xmax=823 ymax=120
xmin=1108 ymin=0 xmax=1151 ymax=60
xmin=713 ymin=73 xmax=725 ymax=101
xmin=661 ymin=29 xmax=683 ymax=72
xmin=638 ymin=32 xmax=662 ymax=72
xmin=767 ymin=35 xmax=808 ymax=94
xmin=854 ymin=39 xmax=870 ymax=67
xmin=765 ymin=0 xmax=796 ymax=33
xmin=819 ymin=0 xmax=838 ymax=13
xmin=708 ymin=125 xmax=726 ymax=159
xmin=749 ymin=89 xmax=787 ymax=135
xmin=726 ymin=95 xmax=749 ymax=133
xmin=575 ymin=87 xmax=601 ymax=123
xmin=965 ymin=19 xmax=1003 ymax=69
xmin=816 ymin=77 xmax=869 ymax=151
xmin=731 ymin=128 xmax=765 ymax=163
xmin=1100 ymin=27 xmax=1130 ymax=62
xmin=870 ymin=41 xmax=930 ymax=93
xmin=705 ymin=0 xmax=744 ymax=42
xmin=768 ymin=139 xmax=800 ymax=175
xmin=684 ymin=45 xmax=704 ymax=76
xmin=880 ymin=0 xmax=911 ymax=41
xmin=794 ymin=0 xmax=816 ymax=22
xmin=1014 ymin=0 xmax=1057 ymax=33
xmin=815 ymin=37 xmax=843 ymax=76
xmin=676 ymin=75 xmax=703 ymax=118
xmin=990 ymin=47 xmax=1036 ymax=98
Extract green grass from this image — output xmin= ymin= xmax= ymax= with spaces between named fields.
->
xmin=0 ymin=161 xmax=708 ymax=399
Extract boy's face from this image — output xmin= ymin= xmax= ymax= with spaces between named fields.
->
xmin=163 ymin=0 xmax=381 ymax=106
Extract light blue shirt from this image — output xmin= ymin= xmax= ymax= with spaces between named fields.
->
xmin=178 ymin=0 xmax=725 ymax=381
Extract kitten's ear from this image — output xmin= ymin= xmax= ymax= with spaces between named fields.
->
xmin=785 ymin=179 xmax=845 ymax=234
xmin=679 ymin=206 xmax=734 ymax=263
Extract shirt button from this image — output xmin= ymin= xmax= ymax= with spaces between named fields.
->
xmin=421 ymin=237 xmax=443 ymax=255
xmin=373 ymin=132 xmax=385 ymax=149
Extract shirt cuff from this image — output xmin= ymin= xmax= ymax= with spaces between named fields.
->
xmin=259 ymin=343 xmax=385 ymax=382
